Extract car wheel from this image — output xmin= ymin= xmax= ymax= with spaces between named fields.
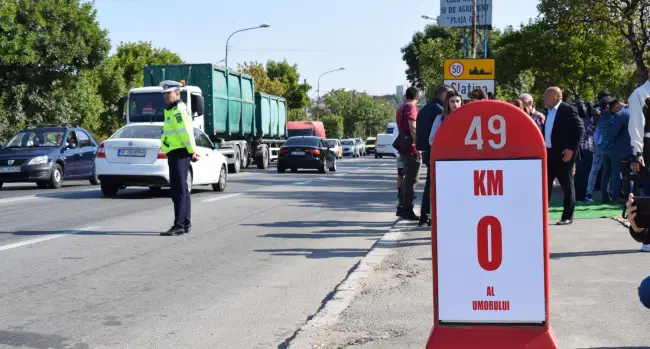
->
xmin=149 ymin=186 xmax=162 ymax=194
xmin=101 ymin=183 xmax=119 ymax=197
xmin=187 ymin=169 xmax=193 ymax=194
xmin=375 ymin=154 xmax=379 ymax=159
xmin=89 ymin=164 xmax=100 ymax=185
xmin=291 ymin=167 xmax=298 ymax=173
xmin=49 ymin=164 xmax=63 ymax=189
xmin=277 ymin=166 xmax=286 ymax=173
xmin=0 ymin=181 xmax=3 ymax=190
xmin=36 ymin=181 xmax=48 ymax=189
xmin=212 ymin=164 xmax=227 ymax=192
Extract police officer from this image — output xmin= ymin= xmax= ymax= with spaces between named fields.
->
xmin=160 ymin=80 xmax=199 ymax=236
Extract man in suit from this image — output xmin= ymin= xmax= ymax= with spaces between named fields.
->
xmin=542 ymin=86 xmax=585 ymax=225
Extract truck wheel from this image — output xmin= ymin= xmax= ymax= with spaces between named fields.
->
xmin=229 ymin=148 xmax=241 ymax=173
xmin=256 ymin=146 xmax=269 ymax=169
xmin=241 ymin=145 xmax=249 ymax=169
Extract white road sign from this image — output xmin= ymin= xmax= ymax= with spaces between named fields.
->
xmin=439 ymin=0 xmax=493 ymax=29
xmin=443 ymin=79 xmax=495 ymax=100
xmin=435 ymin=159 xmax=546 ymax=323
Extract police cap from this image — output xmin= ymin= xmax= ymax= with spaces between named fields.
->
xmin=160 ymin=80 xmax=182 ymax=93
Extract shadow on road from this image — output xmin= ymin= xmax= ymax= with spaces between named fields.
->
xmin=550 ymin=249 xmax=640 ymax=259
xmin=254 ymin=248 xmax=368 ymax=259
xmin=258 ymin=228 xmax=385 ymax=239
xmin=246 ymin=190 xmax=393 ymax=213
xmin=244 ymin=220 xmax=393 ymax=229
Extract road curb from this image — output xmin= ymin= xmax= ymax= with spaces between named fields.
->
xmin=285 ymin=219 xmax=419 ymax=348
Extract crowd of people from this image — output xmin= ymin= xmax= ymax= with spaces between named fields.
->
xmin=394 ymin=84 xmax=634 ymax=230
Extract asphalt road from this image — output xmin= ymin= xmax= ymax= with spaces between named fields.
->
xmin=0 ymin=156 xmax=401 ymax=349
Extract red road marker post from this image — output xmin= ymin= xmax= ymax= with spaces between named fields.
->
xmin=426 ymin=100 xmax=558 ymax=349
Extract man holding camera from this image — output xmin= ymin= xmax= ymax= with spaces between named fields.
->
xmin=626 ymin=71 xmax=650 ymax=250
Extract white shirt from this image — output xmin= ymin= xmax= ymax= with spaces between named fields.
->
xmin=391 ymin=124 xmax=399 ymax=156
xmin=429 ymin=114 xmax=443 ymax=146
xmin=628 ymin=80 xmax=650 ymax=154
xmin=544 ymin=100 xmax=561 ymax=148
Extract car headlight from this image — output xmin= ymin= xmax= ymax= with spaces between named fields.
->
xmin=27 ymin=155 xmax=48 ymax=165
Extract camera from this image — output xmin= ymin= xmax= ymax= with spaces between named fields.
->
xmin=621 ymin=155 xmax=650 ymax=180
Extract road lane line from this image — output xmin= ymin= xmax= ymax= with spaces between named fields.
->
xmin=0 ymin=188 xmax=100 ymax=204
xmin=294 ymin=180 xmax=313 ymax=185
xmin=203 ymin=193 xmax=244 ymax=202
xmin=0 ymin=226 xmax=100 ymax=252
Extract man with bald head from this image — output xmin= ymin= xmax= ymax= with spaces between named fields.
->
xmin=542 ymin=86 xmax=585 ymax=225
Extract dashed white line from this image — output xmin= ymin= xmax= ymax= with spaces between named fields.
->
xmin=0 ymin=226 xmax=100 ymax=252
xmin=294 ymin=180 xmax=313 ymax=185
xmin=203 ymin=193 xmax=244 ymax=202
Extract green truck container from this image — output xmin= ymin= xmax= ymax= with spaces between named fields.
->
xmin=140 ymin=63 xmax=287 ymax=172
xmin=143 ymin=63 xmax=287 ymax=140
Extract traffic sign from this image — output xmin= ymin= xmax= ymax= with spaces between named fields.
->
xmin=426 ymin=100 xmax=558 ymax=349
xmin=439 ymin=0 xmax=493 ymax=29
xmin=444 ymin=59 xmax=495 ymax=80
xmin=443 ymin=79 xmax=494 ymax=100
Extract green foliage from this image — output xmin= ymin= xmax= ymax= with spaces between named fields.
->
xmin=402 ymin=5 xmax=638 ymax=105
xmin=287 ymin=109 xmax=310 ymax=121
xmin=266 ymin=59 xmax=312 ymax=109
xmin=322 ymin=90 xmax=395 ymax=138
xmin=0 ymin=0 xmax=110 ymax=141
xmin=321 ymin=114 xmax=344 ymax=139
xmin=238 ymin=61 xmax=286 ymax=96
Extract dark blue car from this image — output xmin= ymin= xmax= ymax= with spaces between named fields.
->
xmin=0 ymin=123 xmax=100 ymax=189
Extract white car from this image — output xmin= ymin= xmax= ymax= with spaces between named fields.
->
xmin=95 ymin=123 xmax=228 ymax=197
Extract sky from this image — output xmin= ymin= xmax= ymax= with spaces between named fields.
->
xmin=94 ymin=0 xmax=540 ymax=97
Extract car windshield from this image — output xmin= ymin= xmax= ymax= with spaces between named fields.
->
xmin=128 ymin=91 xmax=187 ymax=123
xmin=354 ymin=139 xmax=362 ymax=144
xmin=111 ymin=125 xmax=163 ymax=139
xmin=5 ymin=129 xmax=65 ymax=148
xmin=285 ymin=137 xmax=320 ymax=147
xmin=325 ymin=140 xmax=338 ymax=146
xmin=341 ymin=140 xmax=354 ymax=145
xmin=288 ymin=129 xmax=313 ymax=137
xmin=366 ymin=139 xmax=376 ymax=145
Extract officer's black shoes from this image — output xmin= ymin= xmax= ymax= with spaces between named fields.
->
xmin=161 ymin=226 xmax=185 ymax=236
xmin=184 ymin=226 xmax=191 ymax=234
xmin=556 ymin=219 xmax=573 ymax=226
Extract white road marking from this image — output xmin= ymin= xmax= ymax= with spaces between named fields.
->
xmin=333 ymin=173 xmax=346 ymax=177
xmin=0 ymin=188 xmax=100 ymax=205
xmin=294 ymin=180 xmax=313 ymax=185
xmin=0 ymin=226 xmax=100 ymax=252
xmin=203 ymin=193 xmax=244 ymax=202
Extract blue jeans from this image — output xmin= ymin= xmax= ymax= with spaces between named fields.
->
xmin=601 ymin=152 xmax=613 ymax=201
xmin=587 ymin=145 xmax=604 ymax=195
xmin=575 ymin=149 xmax=593 ymax=201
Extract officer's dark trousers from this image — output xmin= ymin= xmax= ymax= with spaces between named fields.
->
xmin=168 ymin=149 xmax=191 ymax=229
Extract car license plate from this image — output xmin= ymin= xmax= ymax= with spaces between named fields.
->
xmin=291 ymin=151 xmax=305 ymax=155
xmin=0 ymin=166 xmax=20 ymax=173
xmin=118 ymin=149 xmax=146 ymax=157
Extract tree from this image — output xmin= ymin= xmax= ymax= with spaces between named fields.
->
xmin=322 ymin=89 xmax=395 ymax=138
xmin=238 ymin=61 xmax=286 ymax=96
xmin=287 ymin=109 xmax=310 ymax=121
xmin=538 ymin=0 xmax=650 ymax=85
xmin=0 ymin=0 xmax=110 ymax=140
xmin=321 ymin=114 xmax=344 ymax=139
xmin=267 ymin=59 xmax=312 ymax=109
xmin=96 ymin=41 xmax=184 ymax=135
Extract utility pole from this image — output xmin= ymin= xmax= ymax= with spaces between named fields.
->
xmin=471 ymin=0 xmax=477 ymax=58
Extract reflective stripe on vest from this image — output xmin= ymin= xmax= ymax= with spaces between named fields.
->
xmin=160 ymin=101 xmax=196 ymax=154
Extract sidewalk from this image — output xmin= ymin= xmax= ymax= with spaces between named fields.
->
xmin=289 ymin=217 xmax=650 ymax=348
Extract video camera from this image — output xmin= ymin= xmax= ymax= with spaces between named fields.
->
xmin=621 ymin=155 xmax=650 ymax=180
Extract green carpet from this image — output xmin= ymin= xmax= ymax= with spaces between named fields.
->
xmin=548 ymin=200 xmax=623 ymax=220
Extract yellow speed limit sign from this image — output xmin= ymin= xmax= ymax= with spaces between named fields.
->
xmin=444 ymin=59 xmax=495 ymax=80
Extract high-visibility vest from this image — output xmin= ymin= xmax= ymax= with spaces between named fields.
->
xmin=161 ymin=100 xmax=196 ymax=154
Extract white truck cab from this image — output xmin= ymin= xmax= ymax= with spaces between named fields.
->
xmin=122 ymin=85 xmax=205 ymax=132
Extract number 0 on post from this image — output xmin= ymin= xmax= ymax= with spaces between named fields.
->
xmin=426 ymin=100 xmax=559 ymax=349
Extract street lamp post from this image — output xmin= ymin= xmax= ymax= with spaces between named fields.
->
xmin=421 ymin=15 xmax=438 ymax=22
xmin=224 ymin=24 xmax=270 ymax=71
xmin=316 ymin=67 xmax=345 ymax=121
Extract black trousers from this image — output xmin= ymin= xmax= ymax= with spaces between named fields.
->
xmin=420 ymin=151 xmax=431 ymax=220
xmin=547 ymin=148 xmax=575 ymax=221
xmin=399 ymin=152 xmax=422 ymax=211
xmin=168 ymin=149 xmax=191 ymax=228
